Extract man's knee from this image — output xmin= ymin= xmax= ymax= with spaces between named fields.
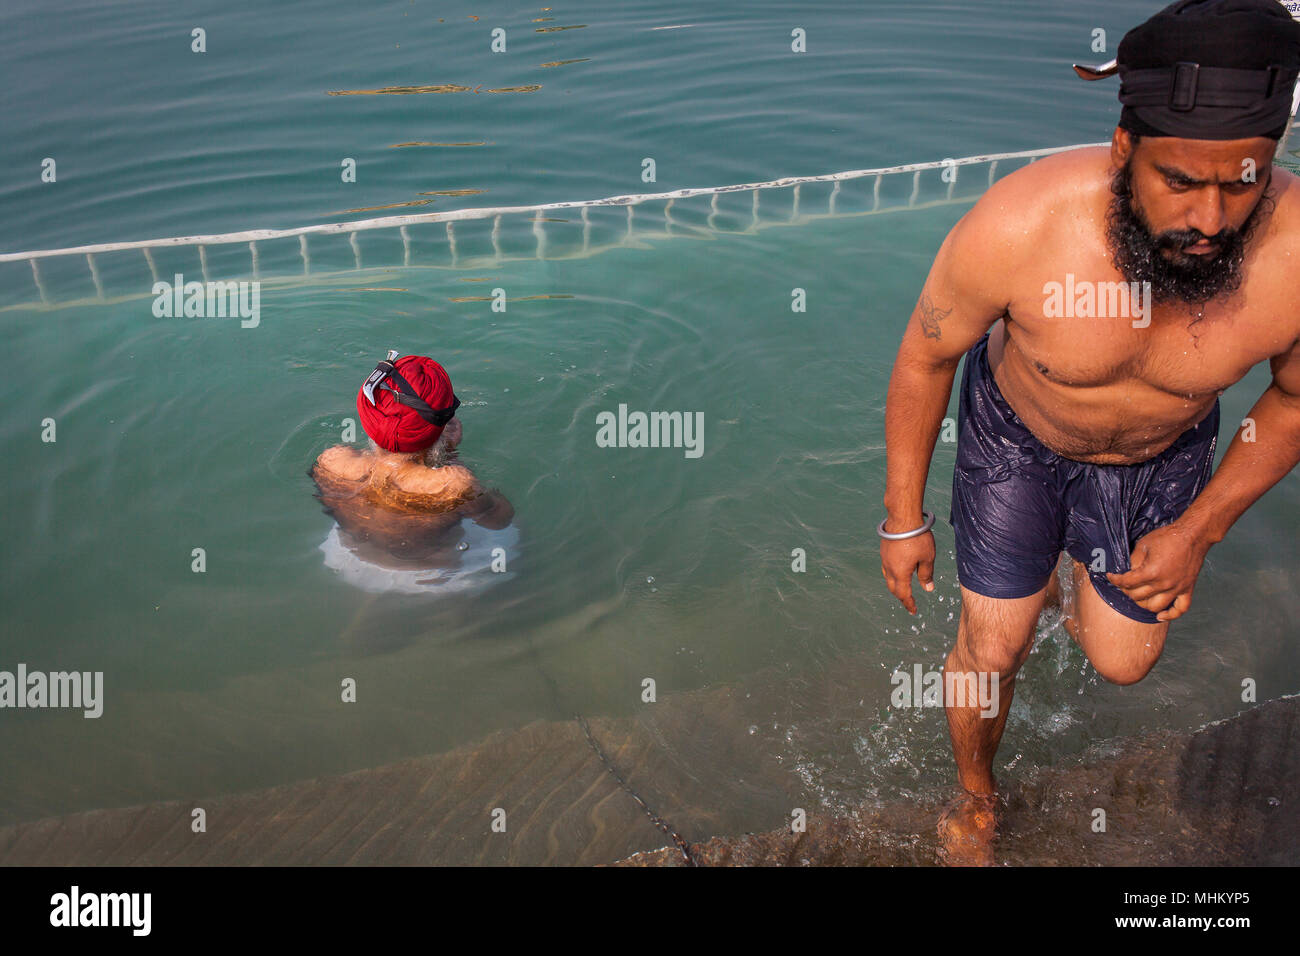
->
xmin=952 ymin=588 xmax=1045 ymax=681
xmin=1069 ymin=571 xmax=1169 ymax=685
xmin=949 ymin=632 xmax=1024 ymax=683
xmin=1075 ymin=617 xmax=1167 ymax=684
xmin=1086 ymin=645 xmax=1160 ymax=685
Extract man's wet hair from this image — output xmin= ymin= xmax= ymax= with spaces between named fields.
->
xmin=367 ymin=433 xmax=453 ymax=467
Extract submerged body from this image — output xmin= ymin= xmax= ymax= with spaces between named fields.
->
xmin=311 ymin=420 xmax=514 ymax=570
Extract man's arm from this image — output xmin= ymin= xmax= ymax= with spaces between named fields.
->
xmin=1185 ymin=340 xmax=1300 ymax=542
xmin=881 ymin=182 xmax=1028 ymax=612
xmin=464 ymin=489 xmax=515 ymax=530
xmin=1110 ymin=335 xmax=1300 ymax=621
xmin=883 ymin=190 xmax=1026 ymax=530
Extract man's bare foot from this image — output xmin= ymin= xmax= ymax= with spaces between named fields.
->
xmin=1043 ymin=566 xmax=1062 ymax=612
xmin=1042 ymin=551 xmax=1073 ymax=612
xmin=1060 ymin=604 xmax=1080 ymax=643
xmin=1040 ymin=554 xmax=1082 ymax=642
xmin=937 ymin=790 xmax=999 ymax=866
xmin=1051 ymin=553 xmax=1083 ymax=643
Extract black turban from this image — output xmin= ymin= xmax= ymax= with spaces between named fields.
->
xmin=1107 ymin=0 xmax=1300 ymax=139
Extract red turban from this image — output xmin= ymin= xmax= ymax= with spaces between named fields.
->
xmin=356 ymin=355 xmax=455 ymax=453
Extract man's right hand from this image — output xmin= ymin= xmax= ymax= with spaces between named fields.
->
xmin=880 ymin=524 xmax=936 ymax=615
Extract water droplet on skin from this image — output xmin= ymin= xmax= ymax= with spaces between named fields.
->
xmin=457 ymin=541 xmax=469 ymax=551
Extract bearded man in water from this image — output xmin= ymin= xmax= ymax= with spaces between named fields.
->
xmin=312 ymin=351 xmax=513 ymax=567
xmin=878 ymin=0 xmax=1300 ymax=864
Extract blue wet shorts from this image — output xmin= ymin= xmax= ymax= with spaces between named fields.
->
xmin=948 ymin=330 xmax=1219 ymax=623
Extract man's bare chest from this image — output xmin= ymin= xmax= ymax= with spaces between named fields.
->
xmin=1004 ymin=265 xmax=1287 ymax=399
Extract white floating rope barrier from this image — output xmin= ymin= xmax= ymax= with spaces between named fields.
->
xmin=11 ymin=131 xmax=1294 ymax=311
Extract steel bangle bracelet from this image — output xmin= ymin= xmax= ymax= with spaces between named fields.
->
xmin=876 ymin=510 xmax=935 ymax=540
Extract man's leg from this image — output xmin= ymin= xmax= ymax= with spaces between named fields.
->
xmin=945 ymin=585 xmax=1049 ymax=792
xmin=1062 ymin=558 xmax=1169 ymax=684
xmin=939 ymin=583 xmax=1050 ymax=863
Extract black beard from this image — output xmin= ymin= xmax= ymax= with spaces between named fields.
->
xmin=1105 ymin=160 xmax=1273 ymax=306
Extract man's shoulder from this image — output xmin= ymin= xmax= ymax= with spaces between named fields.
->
xmin=994 ymin=143 xmax=1108 ymax=187
xmin=315 ymin=445 xmax=371 ymax=481
xmin=1247 ymin=166 xmax=1300 ymax=310
xmin=952 ymin=147 xmax=1108 ymax=262
xmin=1265 ymin=164 xmax=1300 ymax=242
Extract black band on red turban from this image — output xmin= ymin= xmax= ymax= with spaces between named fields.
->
xmin=356 ymin=355 xmax=457 ymax=453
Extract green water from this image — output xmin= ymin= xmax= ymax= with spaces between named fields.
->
xmin=2 ymin=0 xmax=1299 ymax=844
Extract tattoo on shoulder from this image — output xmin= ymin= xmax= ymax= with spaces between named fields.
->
xmin=919 ymin=294 xmax=952 ymax=340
